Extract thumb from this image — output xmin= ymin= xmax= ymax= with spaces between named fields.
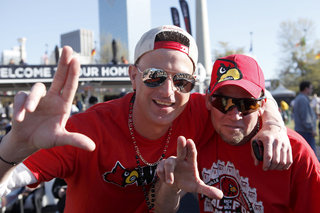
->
xmin=56 ymin=132 xmax=96 ymax=151
xmin=197 ymin=182 xmax=224 ymax=200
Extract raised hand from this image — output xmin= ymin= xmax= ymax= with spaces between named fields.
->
xmin=6 ymin=46 xmax=95 ymax=158
xmin=156 ymin=136 xmax=223 ymax=199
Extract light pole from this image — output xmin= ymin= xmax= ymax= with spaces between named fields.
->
xmin=18 ymin=38 xmax=26 ymax=64
xmin=250 ymin=32 xmax=253 ymax=54
xmin=196 ymin=0 xmax=211 ymax=78
xmin=18 ymin=38 xmax=23 ymax=63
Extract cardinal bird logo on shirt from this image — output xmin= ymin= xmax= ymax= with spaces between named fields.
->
xmin=201 ymin=160 xmax=262 ymax=213
xmin=103 ymin=161 xmax=157 ymax=187
xmin=220 ymin=175 xmax=239 ymax=198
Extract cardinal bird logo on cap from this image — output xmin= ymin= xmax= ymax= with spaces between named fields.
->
xmin=216 ymin=59 xmax=243 ymax=83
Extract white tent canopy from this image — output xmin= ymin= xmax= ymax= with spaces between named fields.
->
xmin=270 ymin=84 xmax=296 ymax=97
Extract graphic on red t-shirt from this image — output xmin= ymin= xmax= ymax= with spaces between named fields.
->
xmin=201 ymin=160 xmax=264 ymax=213
xmin=103 ymin=161 xmax=157 ymax=187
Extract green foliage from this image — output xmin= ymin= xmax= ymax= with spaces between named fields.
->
xmin=277 ymin=18 xmax=320 ymax=93
xmin=212 ymin=41 xmax=245 ymax=61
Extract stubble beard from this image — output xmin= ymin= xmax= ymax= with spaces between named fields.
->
xmin=219 ymin=130 xmax=244 ymax=146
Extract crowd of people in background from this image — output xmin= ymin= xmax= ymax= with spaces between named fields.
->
xmin=68 ymin=91 xmax=128 ymax=116
xmin=0 ymin=90 xmax=128 ymax=136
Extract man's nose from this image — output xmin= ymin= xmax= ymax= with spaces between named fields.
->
xmin=159 ymin=76 xmax=176 ymax=96
xmin=226 ymin=105 xmax=243 ymax=119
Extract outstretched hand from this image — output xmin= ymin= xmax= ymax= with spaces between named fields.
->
xmin=8 ymin=46 xmax=95 ymax=157
xmin=156 ymin=136 xmax=223 ymax=200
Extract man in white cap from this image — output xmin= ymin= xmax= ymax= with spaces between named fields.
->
xmin=0 ymin=27 xmax=290 ymax=213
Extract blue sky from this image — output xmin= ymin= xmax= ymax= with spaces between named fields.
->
xmin=0 ymin=0 xmax=319 ymax=80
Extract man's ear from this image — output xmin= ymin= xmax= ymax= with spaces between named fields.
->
xmin=205 ymin=93 xmax=212 ymax=111
xmin=258 ymin=99 xmax=266 ymax=116
xmin=129 ymin=65 xmax=137 ymax=90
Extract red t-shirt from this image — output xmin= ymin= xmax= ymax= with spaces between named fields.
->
xmin=24 ymin=92 xmax=214 ymax=212
xmin=198 ymin=128 xmax=320 ymax=212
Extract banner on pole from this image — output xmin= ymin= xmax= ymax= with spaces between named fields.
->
xmin=170 ymin=7 xmax=180 ymax=27
xmin=179 ymin=0 xmax=192 ymax=35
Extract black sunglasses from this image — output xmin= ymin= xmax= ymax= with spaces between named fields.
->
xmin=210 ymin=94 xmax=265 ymax=116
xmin=135 ymin=66 xmax=196 ymax=93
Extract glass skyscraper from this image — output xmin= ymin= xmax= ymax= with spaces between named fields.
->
xmin=98 ymin=0 xmax=151 ymax=63
xmin=61 ymin=29 xmax=94 ymax=57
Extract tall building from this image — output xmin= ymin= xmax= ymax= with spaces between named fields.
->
xmin=60 ymin=29 xmax=95 ymax=64
xmin=98 ymin=0 xmax=151 ymax=63
xmin=61 ymin=29 xmax=94 ymax=57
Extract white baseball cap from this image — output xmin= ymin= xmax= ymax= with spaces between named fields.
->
xmin=134 ymin=25 xmax=198 ymax=67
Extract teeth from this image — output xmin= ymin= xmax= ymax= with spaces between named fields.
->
xmin=155 ymin=100 xmax=172 ymax=106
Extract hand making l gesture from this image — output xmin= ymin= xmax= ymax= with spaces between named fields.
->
xmin=3 ymin=46 xmax=95 ymax=162
xmin=156 ymin=136 xmax=223 ymax=200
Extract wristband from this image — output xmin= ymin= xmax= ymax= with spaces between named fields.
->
xmin=0 ymin=156 xmax=18 ymax=166
xmin=262 ymin=120 xmax=287 ymax=133
xmin=0 ymin=136 xmax=19 ymax=166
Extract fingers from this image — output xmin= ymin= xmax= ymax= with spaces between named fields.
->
xmin=13 ymin=83 xmax=47 ymax=122
xmin=156 ymin=160 xmax=166 ymax=182
xmin=60 ymin=56 xmax=80 ymax=103
xmin=13 ymin=91 xmax=28 ymax=122
xmin=176 ymin=136 xmax=187 ymax=162
xmin=268 ymin=140 xmax=283 ymax=170
xmin=156 ymin=157 xmax=177 ymax=184
xmin=253 ymin=123 xmax=293 ymax=171
xmin=185 ymin=139 xmax=197 ymax=165
xmin=176 ymin=136 xmax=197 ymax=165
xmin=49 ymin=46 xmax=79 ymax=102
xmin=251 ymin=136 xmax=293 ymax=171
xmin=25 ymin=83 xmax=47 ymax=112
xmin=283 ymin=146 xmax=293 ymax=170
xmin=164 ymin=158 xmax=177 ymax=184
xmin=269 ymin=138 xmax=292 ymax=170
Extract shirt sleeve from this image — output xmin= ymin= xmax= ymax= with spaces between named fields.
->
xmin=0 ymin=163 xmax=37 ymax=196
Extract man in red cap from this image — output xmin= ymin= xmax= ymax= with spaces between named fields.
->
xmin=155 ymin=54 xmax=320 ymax=213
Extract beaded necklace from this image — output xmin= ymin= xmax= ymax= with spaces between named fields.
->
xmin=128 ymin=94 xmax=172 ymax=212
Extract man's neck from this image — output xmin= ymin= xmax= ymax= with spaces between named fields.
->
xmin=239 ymin=119 xmax=260 ymax=145
xmin=131 ymin=106 xmax=172 ymax=140
xmin=301 ymin=90 xmax=310 ymax=96
xmin=133 ymin=116 xmax=171 ymax=140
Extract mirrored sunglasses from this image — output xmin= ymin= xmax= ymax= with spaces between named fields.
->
xmin=135 ymin=66 xmax=196 ymax=93
xmin=210 ymin=94 xmax=265 ymax=116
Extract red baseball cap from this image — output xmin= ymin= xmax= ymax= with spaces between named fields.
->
xmin=207 ymin=54 xmax=265 ymax=98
